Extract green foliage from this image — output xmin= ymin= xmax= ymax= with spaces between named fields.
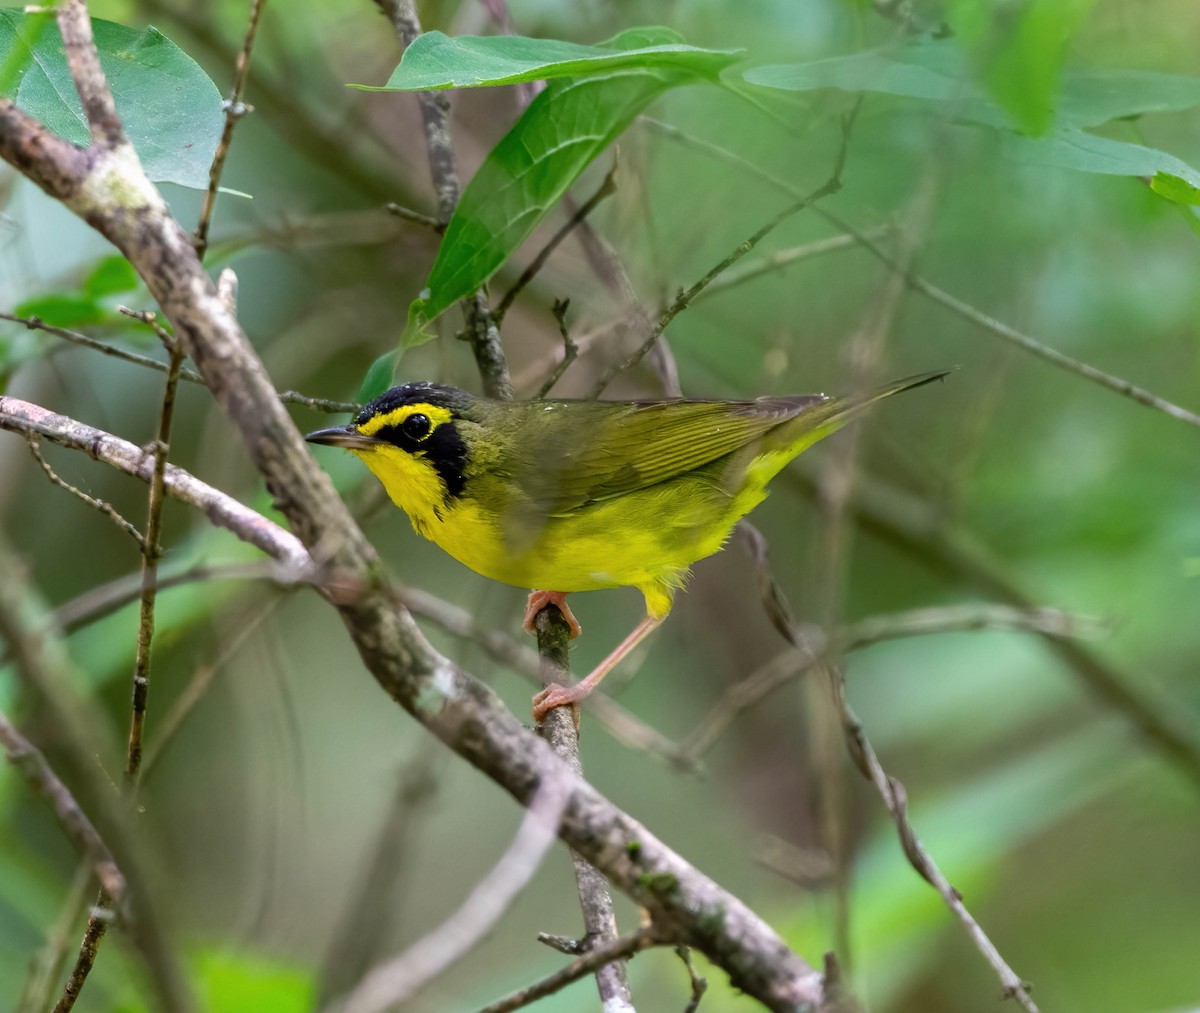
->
xmin=745 ymin=35 xmax=1200 ymax=204
xmin=945 ymin=0 xmax=1096 ymax=135
xmin=0 ymin=9 xmax=222 ymax=188
xmin=363 ymin=29 xmax=739 ymax=91
xmin=13 ymin=255 xmax=142 ymax=328
xmin=397 ymin=27 xmax=739 ymax=339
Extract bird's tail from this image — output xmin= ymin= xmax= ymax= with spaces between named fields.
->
xmin=755 ymin=369 xmax=951 ymax=479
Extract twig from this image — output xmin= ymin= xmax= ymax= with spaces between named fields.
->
xmin=336 ymin=769 xmax=572 ymax=1013
xmin=678 ymin=603 xmax=1102 ymax=763
xmin=59 ymin=335 xmax=187 ymax=1011
xmin=477 ymin=926 xmax=661 ymax=1013
xmin=590 ymin=107 xmax=858 ymax=396
xmin=493 ymin=159 xmax=619 ymax=325
xmin=0 ymin=312 xmax=358 ymax=413
xmin=535 ymin=606 xmax=634 ymax=1010
xmin=141 ymin=597 xmax=285 ymax=778
xmin=676 ymin=945 xmax=708 ymax=1013
xmin=373 ymin=0 xmax=512 ymax=399
xmin=0 ymin=398 xmax=310 ymax=568
xmin=384 ymin=201 xmax=443 ymax=231
xmin=26 ymin=435 xmax=143 ymax=544
xmin=193 ymin=0 xmax=268 ymax=258
xmin=16 ymin=863 xmax=93 ymax=1013
xmin=126 ymin=337 xmax=185 ymax=782
xmin=692 ymin=229 xmax=889 ymax=303
xmin=0 ymin=708 xmax=126 ymax=901
xmin=644 ymin=117 xmax=1200 ymax=432
xmin=536 ymin=298 xmax=579 ymax=397
xmin=831 ymin=673 xmax=1039 ymax=1011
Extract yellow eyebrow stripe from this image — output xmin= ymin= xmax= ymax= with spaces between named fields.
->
xmin=358 ymin=403 xmax=453 ymax=438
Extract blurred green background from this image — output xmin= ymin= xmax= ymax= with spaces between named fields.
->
xmin=2 ymin=1 xmax=1199 ymax=1010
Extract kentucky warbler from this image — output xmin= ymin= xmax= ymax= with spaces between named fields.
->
xmin=306 ymin=370 xmax=947 ymax=722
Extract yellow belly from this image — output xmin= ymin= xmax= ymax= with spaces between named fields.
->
xmin=359 ymin=445 xmax=768 ymax=620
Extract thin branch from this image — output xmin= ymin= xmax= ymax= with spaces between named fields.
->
xmin=832 ymin=674 xmax=1039 ymax=1011
xmin=384 ymin=201 xmax=443 ymax=231
xmin=535 ymin=606 xmax=633 ymax=1010
xmin=26 ymin=435 xmax=143 ymax=544
xmin=0 ymin=311 xmax=359 ymax=413
xmin=644 ymin=116 xmax=1200 ymax=432
xmin=58 ymin=335 xmax=187 ymax=1011
xmin=0 ymin=399 xmax=309 ymax=565
xmin=126 ymin=338 xmax=185 ymax=783
xmin=373 ymin=0 xmax=512 ymax=399
xmin=676 ymin=945 xmax=709 ymax=1013
xmin=0 ymin=708 xmax=126 ymax=901
xmin=193 ymin=0 xmax=268 ymax=258
xmin=477 ymin=926 xmax=661 ymax=1013
xmin=336 ymin=769 xmax=572 ymax=1013
xmin=57 ymin=0 xmax=124 ymax=147
xmin=535 ymin=298 xmax=579 ymax=398
xmin=679 ymin=603 xmax=1103 ymax=763
xmin=692 ymin=229 xmax=889 ymax=303
xmin=493 ymin=159 xmax=619 ymax=325
xmin=590 ymin=107 xmax=857 ymax=396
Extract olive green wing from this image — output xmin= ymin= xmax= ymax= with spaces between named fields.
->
xmin=518 ymin=395 xmax=828 ymax=515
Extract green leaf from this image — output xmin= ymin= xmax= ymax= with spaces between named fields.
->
xmin=408 ymin=28 xmax=732 ymax=336
xmin=358 ymin=348 xmax=400 ymax=403
xmin=0 ymin=10 xmax=223 ymax=189
xmin=13 ymin=294 xmax=105 ymax=327
xmin=745 ymin=39 xmax=1200 ymax=132
xmin=1150 ymin=171 xmax=1200 ymax=205
xmin=84 ymin=255 xmax=140 ymax=299
xmin=361 ymin=27 xmax=739 ymax=91
xmin=990 ymin=127 xmax=1200 ymax=194
xmin=946 ymin=0 xmax=1096 ymax=135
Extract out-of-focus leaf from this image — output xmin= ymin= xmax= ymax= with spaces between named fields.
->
xmin=1150 ymin=171 xmax=1200 ymax=206
xmin=84 ymin=256 xmax=140 ymax=299
xmin=407 ymin=27 xmax=731 ymax=337
xmin=745 ymin=38 xmax=1200 ymax=131
xmin=358 ymin=348 xmax=400 ymax=404
xmin=0 ymin=10 xmax=223 ymax=189
xmin=946 ymin=0 xmax=1096 ymax=135
xmin=118 ymin=951 xmax=312 ymax=1013
xmin=13 ymin=294 xmax=105 ymax=327
xmin=992 ymin=127 xmax=1200 ymax=194
xmin=362 ymin=28 xmax=739 ymax=91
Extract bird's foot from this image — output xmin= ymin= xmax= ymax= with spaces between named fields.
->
xmin=523 ymin=590 xmax=582 ymax=638
xmin=532 ymin=682 xmax=585 ymax=731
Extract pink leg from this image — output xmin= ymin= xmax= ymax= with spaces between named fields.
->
xmin=532 ymin=613 xmax=664 ymax=724
xmin=524 ymin=590 xmax=582 ymax=639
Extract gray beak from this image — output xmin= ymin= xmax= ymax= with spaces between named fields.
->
xmin=304 ymin=425 xmax=381 ymax=450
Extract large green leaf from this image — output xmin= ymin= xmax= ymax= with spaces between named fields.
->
xmin=405 ymin=28 xmax=737 ymax=337
xmin=361 ymin=28 xmax=738 ymax=90
xmin=0 ymin=9 xmax=223 ymax=189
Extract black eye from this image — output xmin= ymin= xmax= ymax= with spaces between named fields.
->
xmin=403 ymin=413 xmax=431 ymax=441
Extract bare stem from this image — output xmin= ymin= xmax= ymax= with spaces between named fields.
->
xmin=193 ymin=0 xmax=268 ymax=257
xmin=535 ymin=606 xmax=634 ymax=1010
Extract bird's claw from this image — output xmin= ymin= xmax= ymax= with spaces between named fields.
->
xmin=524 ymin=590 xmax=582 ymax=638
